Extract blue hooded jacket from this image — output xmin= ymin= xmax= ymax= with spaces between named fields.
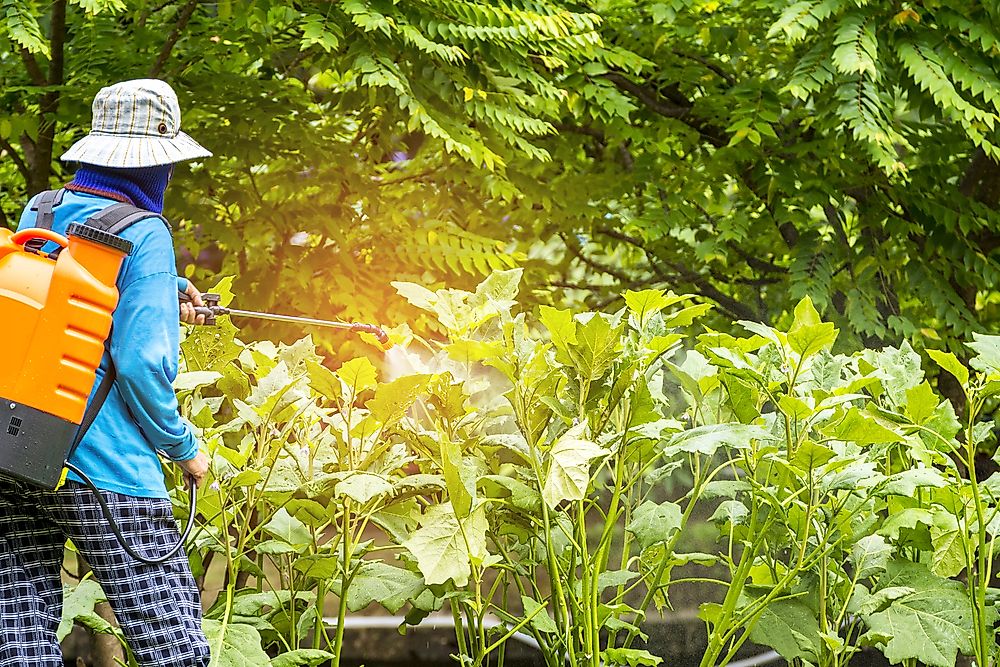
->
xmin=18 ymin=189 xmax=198 ymax=499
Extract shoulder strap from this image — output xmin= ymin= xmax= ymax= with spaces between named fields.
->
xmin=86 ymin=203 xmax=170 ymax=235
xmin=66 ymin=347 xmax=117 ymax=463
xmin=30 ymin=188 xmax=66 ymax=231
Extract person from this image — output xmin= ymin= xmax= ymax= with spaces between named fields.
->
xmin=0 ymin=79 xmax=213 ymax=666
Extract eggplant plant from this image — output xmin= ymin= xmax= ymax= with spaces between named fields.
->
xmin=57 ymin=273 xmax=1000 ymax=667
xmin=675 ymin=299 xmax=1000 ymax=667
xmin=388 ymin=271 xmax=718 ymax=667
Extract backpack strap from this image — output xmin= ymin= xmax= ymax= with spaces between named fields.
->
xmin=85 ymin=203 xmax=171 ymax=235
xmin=26 ymin=189 xmax=67 ymax=254
xmin=30 ymin=188 xmax=66 ymax=231
xmin=65 ymin=341 xmax=117 ymax=466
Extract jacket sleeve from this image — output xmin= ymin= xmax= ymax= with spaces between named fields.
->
xmin=110 ymin=225 xmax=198 ymax=462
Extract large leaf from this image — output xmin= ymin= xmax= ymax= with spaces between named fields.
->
xmin=262 ymin=508 xmax=311 ymax=548
xmin=626 ymin=500 xmax=682 ymax=551
xmin=823 ymin=408 xmax=902 ymax=445
xmin=174 ymin=370 xmax=223 ymax=392
xmin=567 ymin=313 xmax=624 ymax=381
xmin=330 ymin=471 xmax=394 ymax=504
xmin=860 ymin=561 xmax=974 ymax=667
xmin=346 ymin=560 xmax=425 ymax=613
xmin=58 ymin=579 xmax=111 ymax=641
xmin=270 ymin=650 xmax=337 ymax=667
xmin=748 ymin=598 xmax=821 ymax=662
xmin=203 ymin=619 xmax=271 ymax=667
xmin=851 ymin=535 xmax=892 ymax=579
xmin=366 ymin=374 xmax=431 ymax=425
xmin=663 ymin=423 xmax=775 ymax=458
xmin=403 ymin=502 xmax=489 ymax=586
xmin=968 ymin=333 xmax=1000 ymax=375
xmin=542 ymin=423 xmax=608 ymax=509
xmin=787 ymin=296 xmax=838 ymax=360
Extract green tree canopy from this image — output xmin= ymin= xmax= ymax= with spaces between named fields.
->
xmin=2 ymin=0 xmax=999 ymax=356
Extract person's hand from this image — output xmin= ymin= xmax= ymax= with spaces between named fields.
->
xmin=177 ymin=451 xmax=210 ymax=488
xmin=180 ymin=280 xmax=207 ymax=326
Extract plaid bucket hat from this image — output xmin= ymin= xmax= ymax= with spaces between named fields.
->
xmin=60 ymin=79 xmax=212 ymax=168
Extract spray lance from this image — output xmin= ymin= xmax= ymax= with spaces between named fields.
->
xmin=178 ymin=292 xmax=393 ymax=350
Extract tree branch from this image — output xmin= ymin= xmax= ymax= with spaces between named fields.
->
xmin=671 ymin=49 xmax=735 ymax=86
xmin=562 ymin=233 xmax=637 ymax=285
xmin=19 ymin=48 xmax=46 ymax=86
xmin=0 ymin=136 xmax=30 ymax=182
xmin=148 ymin=0 xmax=199 ymax=77
xmin=602 ymin=72 xmax=726 ymax=148
xmin=602 ymin=72 xmax=691 ymax=119
xmin=595 ymin=226 xmax=764 ymax=322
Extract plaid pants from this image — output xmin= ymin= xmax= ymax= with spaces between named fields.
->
xmin=0 ymin=479 xmax=210 ymax=666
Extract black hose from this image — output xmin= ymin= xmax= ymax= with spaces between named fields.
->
xmin=64 ymin=462 xmax=197 ymax=565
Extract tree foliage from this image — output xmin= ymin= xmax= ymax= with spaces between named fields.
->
xmin=2 ymin=0 xmax=1000 ymax=355
xmin=499 ymin=0 xmax=1000 ymax=353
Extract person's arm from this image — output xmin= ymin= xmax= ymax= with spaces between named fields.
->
xmin=111 ymin=269 xmax=199 ymax=462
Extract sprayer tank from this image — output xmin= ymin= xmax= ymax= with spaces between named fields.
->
xmin=0 ymin=226 xmax=130 ymax=487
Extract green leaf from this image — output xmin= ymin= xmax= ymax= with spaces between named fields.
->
xmin=863 ymin=343 xmax=924 ymax=407
xmin=603 ymin=648 xmax=663 ymax=667
xmin=926 ymin=349 xmax=969 ymax=386
xmin=262 ymin=508 xmax=311 ymax=547
xmin=626 ymin=500 xmax=682 ymax=551
xmin=521 ymin=596 xmax=559 ymax=634
xmin=337 ymin=357 xmax=378 ymax=394
xmin=174 ymin=371 xmax=222 ymax=392
xmin=58 ymin=579 xmax=110 ymax=641
xmin=929 ymin=510 xmax=965 ymax=578
xmin=367 ymin=374 xmax=431 ymax=424
xmin=791 ymin=439 xmax=835 ymax=471
xmin=567 ymin=313 xmax=624 ymax=381
xmin=204 ymin=620 xmax=271 ymax=667
xmin=860 ymin=561 xmax=974 ymax=667
xmin=624 ymin=289 xmax=690 ymax=327
xmin=968 ymin=333 xmax=1000 ymax=375
xmin=331 ymin=472 xmax=394 ymax=504
xmin=539 ymin=305 xmax=578 ymax=350
xmin=878 ymin=468 xmax=947 ymax=497
xmin=710 ymin=500 xmax=749 ymax=526
xmin=748 ymin=598 xmax=821 ymax=662
xmin=905 ymin=382 xmax=939 ymax=424
xmin=403 ymin=502 xmax=489 ymax=586
xmin=788 ymin=296 xmax=839 ymax=360
xmin=542 ymin=423 xmax=608 ymax=509
xmin=664 ymin=423 xmax=775 ymax=458
xmin=346 ymin=561 xmax=424 ymax=613
xmin=270 ymin=650 xmax=337 ymax=667
xmin=442 ymin=438 xmax=474 ymax=517
xmin=823 ymin=408 xmax=902 ymax=445
xmin=851 ymin=535 xmax=892 ymax=578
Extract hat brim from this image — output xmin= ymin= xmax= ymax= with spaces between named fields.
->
xmin=60 ymin=131 xmax=212 ymax=168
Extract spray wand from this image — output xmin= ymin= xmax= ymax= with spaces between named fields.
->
xmin=180 ymin=292 xmax=393 ymax=350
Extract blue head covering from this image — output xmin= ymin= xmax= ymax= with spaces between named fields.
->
xmin=67 ymin=164 xmax=173 ymax=213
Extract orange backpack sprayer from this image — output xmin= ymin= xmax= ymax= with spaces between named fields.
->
xmin=0 ymin=188 xmax=197 ymax=565
xmin=0 ymin=223 xmax=128 ymax=488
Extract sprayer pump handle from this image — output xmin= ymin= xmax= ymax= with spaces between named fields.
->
xmin=178 ymin=291 xmax=223 ymax=326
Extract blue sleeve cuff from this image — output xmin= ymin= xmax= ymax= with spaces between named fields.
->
xmin=159 ymin=427 xmax=199 ymax=462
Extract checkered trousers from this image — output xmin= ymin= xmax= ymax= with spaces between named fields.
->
xmin=0 ymin=479 xmax=210 ymax=666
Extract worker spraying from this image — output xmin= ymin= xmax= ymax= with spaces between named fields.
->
xmin=0 ymin=80 xmax=212 ymax=667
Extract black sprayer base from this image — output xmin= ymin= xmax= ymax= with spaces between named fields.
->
xmin=0 ymin=398 xmax=76 ymax=489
